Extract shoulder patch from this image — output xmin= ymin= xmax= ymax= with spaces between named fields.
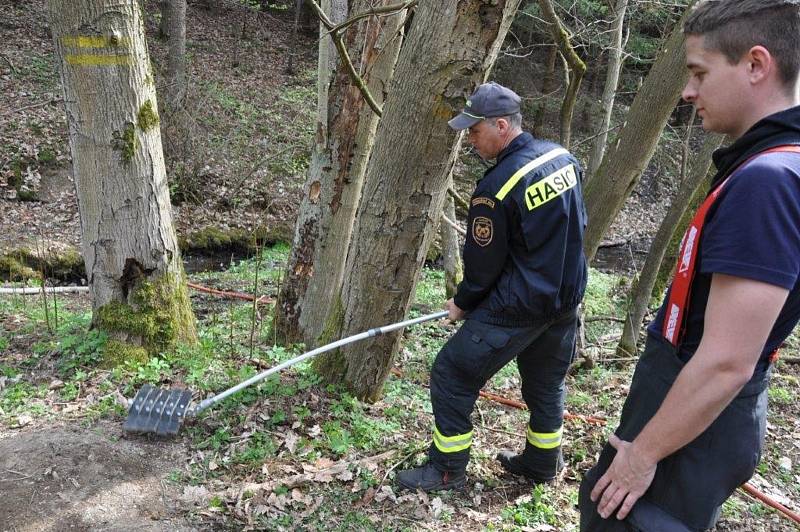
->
xmin=472 ymin=216 xmax=493 ymax=247
xmin=471 ymin=196 xmax=496 ymax=209
xmin=524 ymin=164 xmax=578 ymax=211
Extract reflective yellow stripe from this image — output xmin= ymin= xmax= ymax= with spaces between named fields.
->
xmin=524 ymin=164 xmax=578 ymax=211
xmin=433 ymin=426 xmax=473 ymax=453
xmin=495 ymin=148 xmax=569 ymax=201
xmin=62 ymin=36 xmax=130 ymax=48
xmin=462 ymin=111 xmax=484 ymax=120
xmin=527 ymin=425 xmax=562 ymax=449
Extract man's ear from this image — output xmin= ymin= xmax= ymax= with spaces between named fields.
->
xmin=746 ymin=45 xmax=773 ymax=85
xmin=496 ymin=117 xmax=510 ymax=133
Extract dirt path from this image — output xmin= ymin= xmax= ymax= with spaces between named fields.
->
xmin=0 ymin=421 xmax=195 ymax=531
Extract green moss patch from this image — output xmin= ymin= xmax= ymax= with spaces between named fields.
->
xmin=136 ymin=100 xmax=159 ymax=132
xmin=97 ymin=270 xmax=196 ymax=364
xmin=0 ymin=245 xmax=84 ymax=282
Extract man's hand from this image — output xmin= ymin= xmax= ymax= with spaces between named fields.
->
xmin=445 ymin=298 xmax=465 ymax=322
xmin=590 ymin=435 xmax=657 ymax=520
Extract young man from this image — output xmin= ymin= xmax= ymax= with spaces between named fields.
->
xmin=579 ymin=1 xmax=800 ymax=530
xmin=396 ymin=82 xmax=588 ymax=491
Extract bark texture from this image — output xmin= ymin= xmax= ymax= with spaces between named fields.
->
xmin=164 ymin=0 xmax=186 ymax=110
xmin=48 ymin=0 xmax=196 ymax=357
xmin=616 ymin=133 xmax=724 ymax=357
xmin=327 ymin=0 xmax=521 ymax=401
xmin=441 ymin=189 xmax=463 ymax=299
xmin=583 ymin=7 xmax=693 ymax=261
xmin=273 ymin=0 xmax=348 ymax=343
xmin=587 ymin=0 xmax=627 ymax=179
xmin=275 ymin=0 xmax=405 ymax=345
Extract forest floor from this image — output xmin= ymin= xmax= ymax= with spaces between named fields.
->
xmin=1 ymin=1 xmax=799 ymax=531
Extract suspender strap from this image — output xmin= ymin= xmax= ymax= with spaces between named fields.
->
xmin=662 ymin=145 xmax=800 ymax=347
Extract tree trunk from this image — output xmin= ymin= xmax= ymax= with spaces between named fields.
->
xmin=537 ymin=0 xmax=585 ymax=149
xmin=158 ymin=1 xmax=169 ymax=40
xmin=616 ymin=132 xmax=724 ymax=357
xmin=48 ymin=0 xmax=196 ymax=360
xmin=321 ymin=0 xmax=521 ymax=401
xmin=583 ymin=4 xmax=695 ymax=262
xmin=274 ymin=0 xmax=406 ymax=345
xmin=533 ymin=45 xmax=558 ymax=138
xmin=587 ymin=0 xmax=627 ymax=180
xmin=441 ymin=184 xmax=463 ymax=299
xmin=165 ymin=0 xmax=186 ymax=111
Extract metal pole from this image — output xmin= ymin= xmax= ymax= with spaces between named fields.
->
xmin=191 ymin=310 xmax=448 ymax=415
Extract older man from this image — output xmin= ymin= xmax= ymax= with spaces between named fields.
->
xmin=397 ymin=82 xmax=588 ymax=491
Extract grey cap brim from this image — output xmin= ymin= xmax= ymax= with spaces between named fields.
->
xmin=448 ymin=112 xmax=482 ymax=131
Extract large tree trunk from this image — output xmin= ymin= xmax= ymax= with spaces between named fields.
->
xmin=48 ymin=0 xmax=196 ymax=360
xmin=274 ymin=0 xmax=406 ymax=345
xmin=583 ymin=5 xmax=694 ymax=261
xmin=616 ymin=132 xmax=724 ymax=357
xmin=587 ymin=0 xmax=627 ymax=179
xmin=319 ymin=0 xmax=521 ymax=401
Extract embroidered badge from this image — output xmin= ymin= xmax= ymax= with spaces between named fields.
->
xmin=471 ymin=197 xmax=496 ymax=209
xmin=472 ymin=216 xmax=493 ymax=247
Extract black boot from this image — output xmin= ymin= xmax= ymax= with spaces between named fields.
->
xmin=396 ymin=463 xmax=466 ymax=492
xmin=496 ymin=447 xmax=564 ymax=483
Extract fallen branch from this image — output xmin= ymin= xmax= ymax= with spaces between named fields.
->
xmin=584 ymin=316 xmax=626 ymax=323
xmin=1 ymin=98 xmax=63 ymax=117
xmin=186 ymin=282 xmax=273 ymax=304
xmin=0 ymin=53 xmax=16 ymax=74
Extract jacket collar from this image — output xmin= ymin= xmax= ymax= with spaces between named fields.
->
xmin=711 ymin=105 xmax=800 ymax=188
xmin=496 ymin=132 xmax=533 ymax=164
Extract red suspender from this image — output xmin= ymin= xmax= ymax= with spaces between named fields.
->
xmin=662 ymin=145 xmax=800 ymax=349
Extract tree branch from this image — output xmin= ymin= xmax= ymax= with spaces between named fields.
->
xmin=447 ymin=187 xmax=470 ymax=211
xmin=306 ymin=0 xmax=388 ymax=117
xmin=0 ymin=53 xmax=16 ymax=74
xmin=441 ymin=213 xmax=466 ymax=236
xmin=323 ymin=0 xmax=417 ymax=37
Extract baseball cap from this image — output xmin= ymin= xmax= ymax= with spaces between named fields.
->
xmin=448 ymin=82 xmax=522 ymax=130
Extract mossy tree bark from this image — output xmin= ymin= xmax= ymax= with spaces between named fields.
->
xmin=318 ymin=0 xmax=521 ymax=401
xmin=583 ymin=4 xmax=695 ymax=261
xmin=616 ymin=132 xmax=724 ymax=357
xmin=48 ymin=0 xmax=197 ymax=359
xmin=536 ymin=0 xmax=585 ymax=149
xmin=275 ymin=0 xmax=406 ymax=346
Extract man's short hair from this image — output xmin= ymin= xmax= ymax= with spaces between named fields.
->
xmin=684 ymin=0 xmax=800 ymax=86
xmin=489 ymin=112 xmax=523 ymax=130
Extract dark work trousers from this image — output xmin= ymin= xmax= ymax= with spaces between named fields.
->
xmin=428 ymin=309 xmax=579 ymax=473
xmin=578 ymin=335 xmax=770 ymax=531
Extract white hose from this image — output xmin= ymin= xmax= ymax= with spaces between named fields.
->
xmin=0 ymin=286 xmax=89 ymax=295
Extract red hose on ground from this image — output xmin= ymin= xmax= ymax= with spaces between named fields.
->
xmin=740 ymin=482 xmax=800 ymax=526
xmin=186 ymin=281 xmax=273 ymax=304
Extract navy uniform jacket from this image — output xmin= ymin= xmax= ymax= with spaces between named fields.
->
xmin=453 ymin=132 xmax=588 ymax=327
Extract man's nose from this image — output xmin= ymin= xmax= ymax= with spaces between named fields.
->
xmin=681 ymin=82 xmax=696 ymax=103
